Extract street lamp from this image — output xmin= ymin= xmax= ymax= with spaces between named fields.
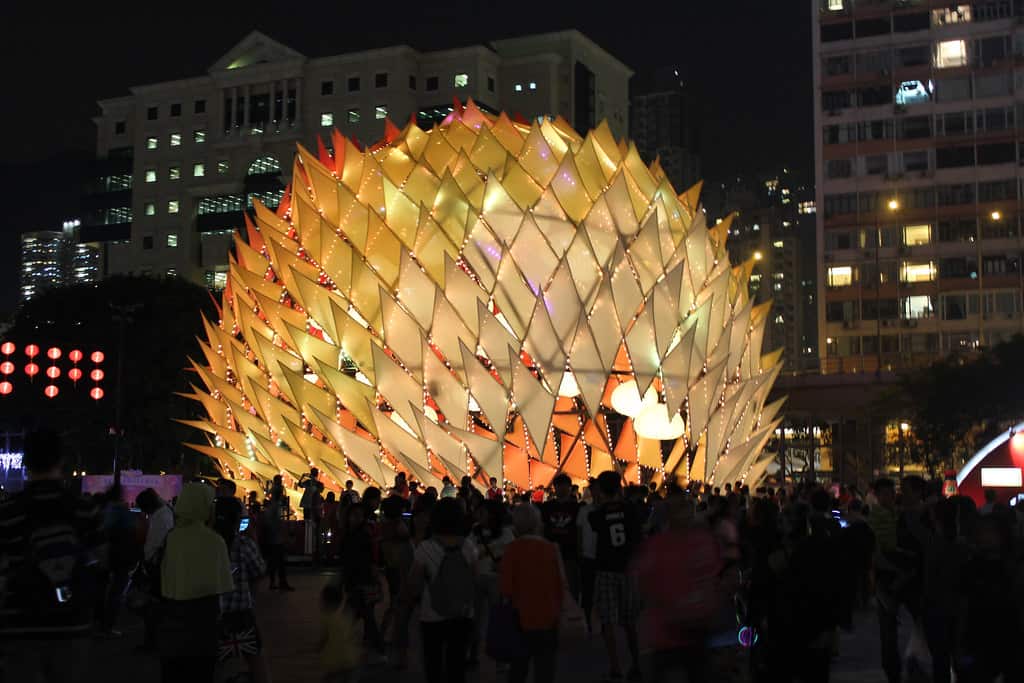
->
xmin=888 ymin=198 xmax=900 ymax=211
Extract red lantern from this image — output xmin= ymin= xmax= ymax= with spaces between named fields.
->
xmin=0 ymin=342 xmax=14 ymax=355
xmin=69 ymin=367 xmax=83 ymax=382
xmin=25 ymin=344 xmax=39 ymax=358
xmin=25 ymin=363 xmax=39 ymax=377
xmin=46 ymin=347 xmax=62 ymax=360
xmin=90 ymin=369 xmax=105 ymax=382
xmin=44 ymin=385 xmax=59 ymax=399
xmin=0 ymin=361 xmax=13 ymax=375
xmin=46 ymin=366 xmax=60 ymax=379
xmin=91 ymin=351 xmax=105 ymax=364
xmin=0 ymin=381 xmax=11 ymax=395
xmin=69 ymin=349 xmax=83 ymax=363
xmin=90 ymin=387 xmax=104 ymax=400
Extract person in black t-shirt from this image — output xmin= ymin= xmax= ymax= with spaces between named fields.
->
xmin=542 ymin=474 xmax=580 ymax=601
xmin=588 ymin=471 xmax=642 ymax=682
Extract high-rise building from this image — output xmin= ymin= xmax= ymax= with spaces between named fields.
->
xmin=705 ymin=171 xmax=819 ymax=373
xmin=86 ymin=30 xmax=632 ymax=289
xmin=630 ymin=66 xmax=701 ymax=193
xmin=814 ymin=0 xmax=1024 ymax=374
xmin=19 ymin=220 xmax=100 ymax=302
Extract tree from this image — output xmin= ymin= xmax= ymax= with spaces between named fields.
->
xmin=1 ymin=276 xmax=217 ymax=475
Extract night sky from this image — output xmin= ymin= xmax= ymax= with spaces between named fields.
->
xmin=0 ymin=3 xmax=812 ymax=312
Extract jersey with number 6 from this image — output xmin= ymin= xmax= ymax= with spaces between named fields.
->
xmin=589 ymin=500 xmax=640 ymax=572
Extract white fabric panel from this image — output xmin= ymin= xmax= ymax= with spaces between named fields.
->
xmin=744 ymin=453 xmax=776 ymax=489
xmin=512 ymin=360 xmax=556 ymax=458
xmin=581 ymin=194 xmax=621 ymax=269
xmin=565 ymin=231 xmax=603 ymax=309
xmin=727 ymin=300 xmax=753 ymax=377
xmin=688 ymin=299 xmax=712 ymax=386
xmin=543 ymin=262 xmax=582 ymax=350
xmin=481 ymin=176 xmax=525 ymax=244
xmin=609 ymin=246 xmax=643 ymax=327
xmin=524 ymin=296 xmax=566 ymax=393
xmin=509 ymin=215 xmax=558 ymax=296
xmin=448 ymin=425 xmax=504 ymax=482
xmin=314 ymin=409 xmax=389 ymax=485
xmin=684 ymin=216 xmax=709 ymax=288
xmin=429 ymin=294 xmax=476 ymax=381
xmin=464 ymin=217 xmax=503 ymax=292
xmin=477 ymin=300 xmax=519 ymax=387
xmin=715 ymin=423 xmax=776 ymax=485
xmin=624 ymin=305 xmax=659 ymax=399
xmin=415 ymin=410 xmax=469 ymax=483
xmin=652 ymin=262 xmax=683 ymax=361
xmin=371 ymin=344 xmax=424 ymax=440
xmin=530 ymin=191 xmax=576 ymax=258
xmin=375 ymin=411 xmax=434 ymax=482
xmin=423 ymin=346 xmax=469 ymax=429
xmin=704 ymin=265 xmax=732 ymax=357
xmin=661 ymin=324 xmax=694 ymax=415
xmin=397 ymin=249 xmax=436 ymax=329
xmin=687 ymin=357 xmax=728 ymax=445
xmin=587 ymin=280 xmax=623 ymax=369
xmin=493 ymin=256 xmax=535 ymax=339
xmin=443 ymin=254 xmax=488 ymax=332
xmin=381 ymin=290 xmax=426 ymax=382
xmin=628 ymin=211 xmax=663 ymax=294
xmin=604 ymin=172 xmax=639 ymax=238
xmin=569 ymin=315 xmax=608 ymax=419
xmin=459 ymin=341 xmax=510 ymax=438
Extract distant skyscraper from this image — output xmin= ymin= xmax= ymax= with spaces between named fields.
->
xmin=19 ymin=220 xmax=100 ymax=302
xmin=630 ymin=66 xmax=701 ymax=193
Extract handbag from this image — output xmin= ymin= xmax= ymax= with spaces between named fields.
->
xmin=485 ymin=599 xmax=528 ymax=662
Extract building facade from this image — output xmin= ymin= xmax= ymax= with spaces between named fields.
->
xmin=814 ymin=0 xmax=1024 ymax=374
xmin=20 ymin=221 xmax=100 ymax=302
xmin=705 ymin=171 xmax=820 ymax=373
xmin=86 ymin=30 xmax=632 ymax=288
xmin=630 ymin=66 xmax=702 ymax=193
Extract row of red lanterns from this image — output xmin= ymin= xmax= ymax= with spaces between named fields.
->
xmin=0 ymin=343 xmax=104 ymax=399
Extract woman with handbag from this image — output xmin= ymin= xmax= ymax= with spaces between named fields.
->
xmin=497 ymin=503 xmax=566 ymax=683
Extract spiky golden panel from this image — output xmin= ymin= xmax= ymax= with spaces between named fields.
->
xmin=183 ymin=102 xmax=783 ymax=495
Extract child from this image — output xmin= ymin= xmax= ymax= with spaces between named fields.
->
xmin=319 ymin=584 xmax=361 ymax=682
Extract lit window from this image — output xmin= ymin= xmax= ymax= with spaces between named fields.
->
xmin=217 ymin=160 xmax=229 ymax=174
xmin=320 ymin=112 xmax=334 ymax=127
xmin=144 ymin=169 xmax=156 ymax=183
xmin=529 ymin=82 xmax=537 ymax=90
xmin=193 ymin=163 xmax=205 ymax=177
xmin=935 ymin=40 xmax=968 ymax=68
xmin=901 ymin=261 xmax=936 ymax=283
xmin=798 ymin=201 xmax=816 ymax=215
xmin=514 ymin=83 xmax=523 ymax=92
xmin=167 ymin=234 xmax=178 ymax=248
xmin=375 ymin=105 xmax=387 ymax=120
xmin=169 ymin=133 xmax=181 ymax=147
xmin=772 ymin=240 xmax=784 ymax=248
xmin=454 ymin=73 xmax=469 ymax=88
xmin=828 ymin=0 xmax=843 ymax=10
xmin=167 ymin=200 xmax=179 ymax=214
xmin=194 ymin=129 xmax=206 ymax=143
xmin=774 ymin=314 xmax=785 ymax=324
xmin=903 ymin=295 xmax=933 ymax=318
xmin=169 ymin=166 xmax=180 ymax=181
xmin=932 ymin=5 xmax=970 ymax=24
xmin=903 ymin=224 xmax=931 ymax=246
xmin=144 ymin=202 xmax=156 ymax=216
xmin=827 ymin=265 xmax=853 ymax=287
xmin=348 ymin=108 xmax=360 ymax=123
xmin=146 ymin=136 xmax=158 ymax=150
xmin=166 ymin=268 xmax=177 ymax=277
xmin=896 ymin=80 xmax=932 ymax=105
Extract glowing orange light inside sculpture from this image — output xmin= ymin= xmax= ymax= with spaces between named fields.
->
xmin=1 ymin=342 xmax=14 ymax=355
xmin=90 ymin=387 xmax=105 ymax=400
xmin=46 ymin=347 xmax=61 ymax=360
xmin=69 ymin=349 xmax=83 ymax=363
xmin=1011 ymin=432 xmax=1024 ymax=461
xmin=44 ymin=385 xmax=59 ymax=399
xmin=25 ymin=344 xmax=39 ymax=358
xmin=90 ymin=369 xmax=105 ymax=382
xmin=24 ymin=363 xmax=39 ymax=377
xmin=0 ymin=381 xmax=11 ymax=395
xmin=0 ymin=361 xmax=13 ymax=375
xmin=46 ymin=366 xmax=61 ymax=380
xmin=69 ymin=367 xmax=83 ymax=382
xmin=91 ymin=351 xmax=105 ymax=364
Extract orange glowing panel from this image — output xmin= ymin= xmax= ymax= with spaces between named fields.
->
xmin=69 ymin=349 xmax=83 ymax=363
xmin=46 ymin=347 xmax=62 ymax=360
xmin=90 ymin=369 xmax=105 ymax=382
xmin=90 ymin=387 xmax=105 ymax=400
xmin=90 ymin=351 xmax=105 ymax=364
xmin=1 ymin=342 xmax=14 ymax=355
xmin=25 ymin=344 xmax=39 ymax=358
xmin=24 ymin=363 xmax=39 ymax=377
xmin=45 ymin=366 xmax=60 ymax=379
xmin=44 ymin=385 xmax=59 ymax=399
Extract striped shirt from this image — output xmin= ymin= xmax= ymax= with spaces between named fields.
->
xmin=0 ymin=479 xmax=102 ymax=638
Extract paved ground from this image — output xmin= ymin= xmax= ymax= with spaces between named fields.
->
xmin=78 ymin=568 xmax=888 ymax=682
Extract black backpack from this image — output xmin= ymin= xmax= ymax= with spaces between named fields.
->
xmin=428 ymin=542 xmax=475 ymax=619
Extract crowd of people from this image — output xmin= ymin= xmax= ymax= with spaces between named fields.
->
xmin=2 ymin=428 xmax=1024 ymax=683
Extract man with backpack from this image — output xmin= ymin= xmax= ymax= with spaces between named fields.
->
xmin=405 ymin=497 xmax=478 ymax=683
xmin=0 ymin=428 xmax=103 ymax=682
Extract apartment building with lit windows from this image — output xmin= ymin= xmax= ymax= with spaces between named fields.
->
xmin=814 ymin=0 xmax=1024 ymax=373
xmin=20 ymin=221 xmax=100 ymax=302
xmin=86 ymin=30 xmax=631 ymax=288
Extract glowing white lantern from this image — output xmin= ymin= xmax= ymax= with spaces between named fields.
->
xmin=634 ymin=401 xmax=685 ymax=440
xmin=558 ymin=371 xmax=581 ymax=398
xmin=610 ymin=379 xmax=643 ymax=417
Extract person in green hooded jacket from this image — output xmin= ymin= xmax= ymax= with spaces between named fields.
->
xmin=158 ymin=481 xmax=234 ymax=682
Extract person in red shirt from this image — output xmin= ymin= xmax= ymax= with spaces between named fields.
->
xmin=531 ymin=487 xmax=545 ymax=504
xmin=632 ymin=489 xmax=723 ymax=683
xmin=486 ymin=477 xmax=503 ymax=501
xmin=499 ymin=503 xmax=566 ymax=683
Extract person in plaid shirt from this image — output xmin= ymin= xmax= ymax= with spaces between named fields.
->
xmin=218 ymin=503 xmax=272 ymax=682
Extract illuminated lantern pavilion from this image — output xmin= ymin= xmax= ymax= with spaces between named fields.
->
xmin=182 ymin=102 xmax=783 ymax=495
